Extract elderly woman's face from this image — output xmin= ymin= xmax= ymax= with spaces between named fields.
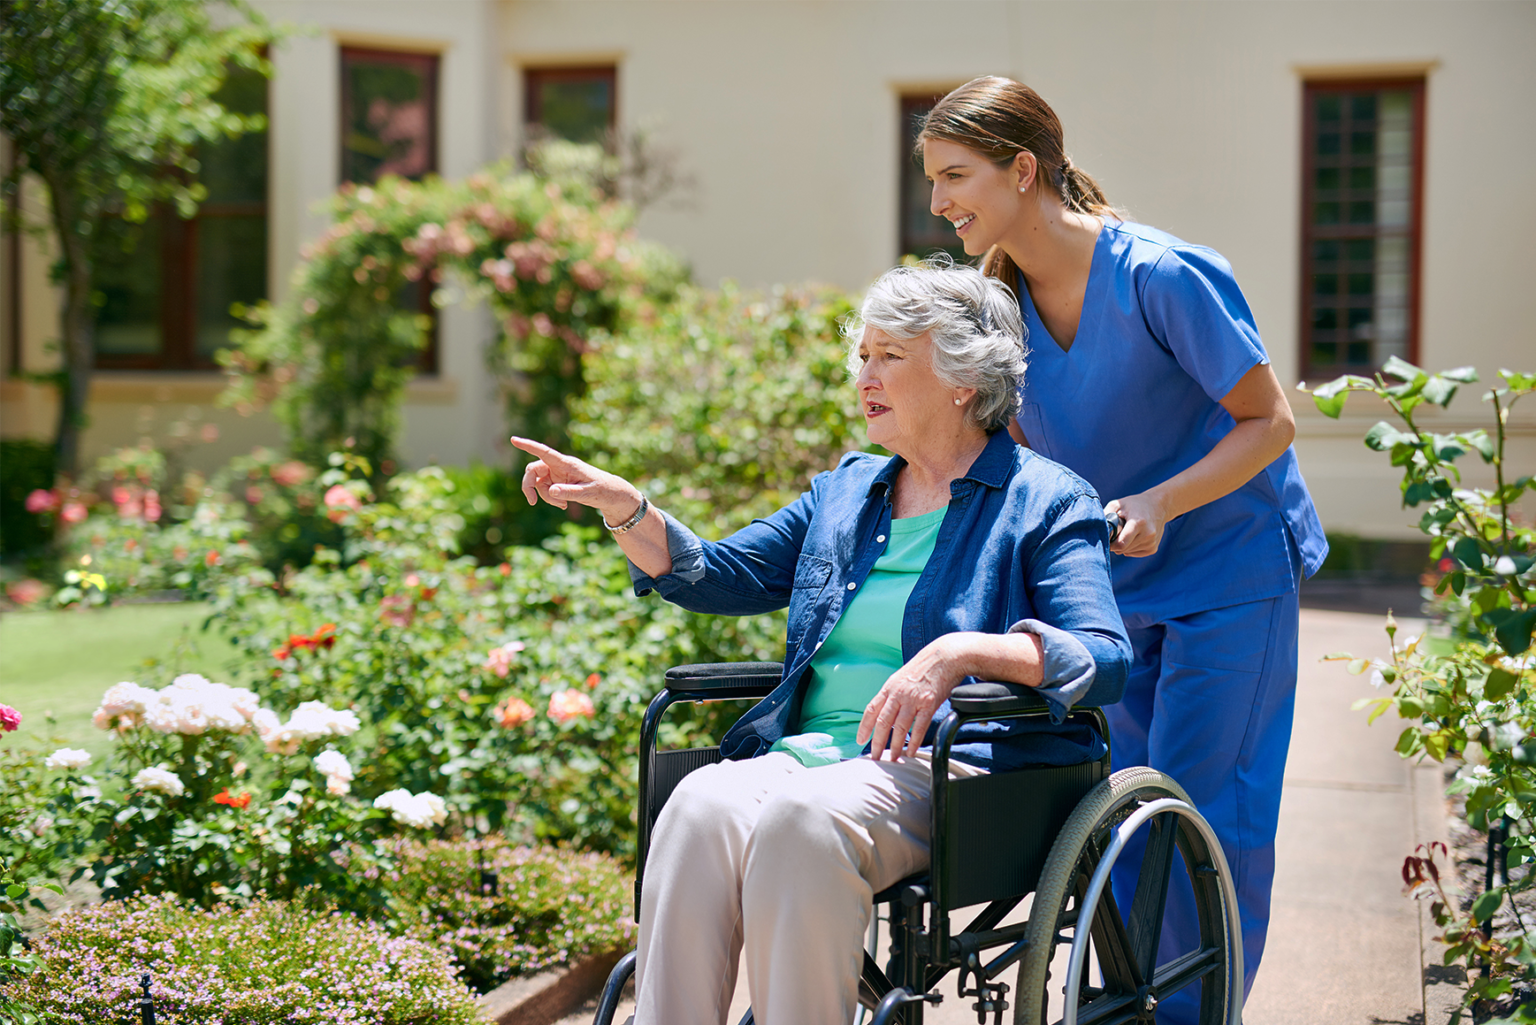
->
xmin=855 ymin=328 xmax=964 ymax=454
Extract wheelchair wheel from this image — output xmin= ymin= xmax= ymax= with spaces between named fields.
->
xmin=1013 ymin=767 xmax=1241 ymax=1025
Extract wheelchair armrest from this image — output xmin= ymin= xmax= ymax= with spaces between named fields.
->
xmin=663 ymin=662 xmax=782 ymax=699
xmin=949 ymin=681 xmax=1051 ymax=716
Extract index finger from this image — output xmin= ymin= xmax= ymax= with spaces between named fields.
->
xmin=510 ymin=436 xmax=571 ymax=466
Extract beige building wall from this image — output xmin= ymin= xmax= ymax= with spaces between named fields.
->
xmin=500 ymin=0 xmax=1535 ymax=541
xmin=5 ymin=0 xmax=1532 ymax=541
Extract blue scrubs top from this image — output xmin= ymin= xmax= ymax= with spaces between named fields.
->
xmin=1013 ymin=220 xmax=1327 ymax=627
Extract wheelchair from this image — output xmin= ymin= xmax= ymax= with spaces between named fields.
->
xmin=593 ymin=662 xmax=1242 ymax=1025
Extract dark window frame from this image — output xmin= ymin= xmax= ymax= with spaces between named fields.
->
xmin=94 ymin=66 xmax=270 ymax=372
xmin=898 ymin=93 xmax=966 ymax=263
xmin=338 ymin=45 xmax=441 ymax=375
xmin=1299 ymin=77 xmax=1426 ymax=382
xmin=523 ymin=65 xmax=618 ymax=146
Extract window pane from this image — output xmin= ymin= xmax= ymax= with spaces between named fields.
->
xmin=202 ymin=65 xmax=267 ymax=204
xmin=529 ymin=74 xmax=614 ymax=144
xmin=196 ymin=216 xmax=267 ymax=359
xmin=1301 ymin=81 xmax=1421 ymax=376
xmin=341 ymin=50 xmax=437 ymax=183
xmin=93 ymin=218 xmax=162 ymax=356
xmin=898 ymin=97 xmax=965 ymax=262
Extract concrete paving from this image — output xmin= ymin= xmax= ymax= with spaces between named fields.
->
xmin=559 ymin=607 xmax=1446 ymax=1025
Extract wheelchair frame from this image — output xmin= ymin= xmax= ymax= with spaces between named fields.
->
xmin=594 ymin=663 xmax=1243 ymax=1025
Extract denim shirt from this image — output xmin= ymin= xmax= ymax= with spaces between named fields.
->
xmin=630 ymin=430 xmax=1132 ymax=771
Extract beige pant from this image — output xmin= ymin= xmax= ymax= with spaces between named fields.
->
xmin=634 ymin=751 xmax=985 ymax=1025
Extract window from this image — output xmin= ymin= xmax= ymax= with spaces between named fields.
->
xmin=1300 ymin=79 xmax=1424 ymax=380
xmin=523 ymin=66 xmax=616 ymax=145
xmin=898 ymin=94 xmax=965 ymax=263
xmin=92 ymin=64 xmax=268 ymax=370
xmin=339 ymin=47 xmax=439 ymax=373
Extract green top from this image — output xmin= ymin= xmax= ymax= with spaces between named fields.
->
xmin=770 ymin=506 xmax=946 ymax=767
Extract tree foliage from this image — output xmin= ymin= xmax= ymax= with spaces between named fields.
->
xmin=0 ymin=0 xmax=274 ymax=474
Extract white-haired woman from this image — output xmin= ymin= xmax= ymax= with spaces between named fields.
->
xmin=514 ymin=261 xmax=1131 ymax=1025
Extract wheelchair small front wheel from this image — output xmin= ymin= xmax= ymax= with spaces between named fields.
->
xmin=1013 ymin=767 xmax=1241 ymax=1025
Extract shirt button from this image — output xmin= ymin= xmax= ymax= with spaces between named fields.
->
xmin=847 ymin=582 xmax=857 ymax=591
xmin=876 ymin=535 xmax=886 ymax=543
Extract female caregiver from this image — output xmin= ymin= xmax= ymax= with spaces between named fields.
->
xmin=513 ymin=261 xmax=1130 ymax=1025
xmin=919 ymin=76 xmax=1328 ymax=1011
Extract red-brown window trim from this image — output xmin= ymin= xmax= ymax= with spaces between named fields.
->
xmin=1299 ymin=77 xmax=1426 ymax=382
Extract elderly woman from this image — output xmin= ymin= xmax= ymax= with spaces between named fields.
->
xmin=513 ymin=260 xmax=1130 ymax=1025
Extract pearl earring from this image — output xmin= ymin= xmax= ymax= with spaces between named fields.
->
xmin=954 ymin=397 xmax=963 ymax=405
xmin=1019 ymin=185 xmax=1028 ymax=193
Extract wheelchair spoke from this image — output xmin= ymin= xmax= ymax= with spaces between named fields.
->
xmin=1087 ymin=869 xmax=1143 ymax=993
xmin=1125 ymin=812 xmax=1180 ymax=981
xmin=1068 ymin=990 xmax=1140 ymax=1025
xmin=1149 ymin=944 xmax=1222 ymax=997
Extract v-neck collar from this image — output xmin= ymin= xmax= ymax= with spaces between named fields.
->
xmin=1016 ymin=219 xmax=1113 ymax=358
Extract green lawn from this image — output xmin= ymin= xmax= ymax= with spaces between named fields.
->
xmin=0 ymin=602 xmax=239 ymax=756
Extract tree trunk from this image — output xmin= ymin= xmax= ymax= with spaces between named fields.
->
xmin=40 ymin=167 xmax=95 ymax=478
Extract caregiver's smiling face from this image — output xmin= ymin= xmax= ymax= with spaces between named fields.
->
xmin=923 ymin=137 xmax=1025 ymax=258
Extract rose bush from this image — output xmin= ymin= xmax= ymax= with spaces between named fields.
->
xmin=1308 ymin=362 xmax=1535 ymax=1016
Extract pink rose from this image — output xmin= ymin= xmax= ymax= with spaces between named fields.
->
xmin=60 ymin=502 xmax=88 ymax=525
xmin=271 ymin=461 xmax=311 ymax=488
xmin=0 ymin=704 xmax=21 ymax=732
xmin=483 ymin=641 xmax=526 ymax=679
xmin=25 ymin=489 xmax=58 ymax=514
xmin=5 ymin=579 xmax=48 ymax=606
xmin=548 ymin=688 xmax=595 ymax=724
xmin=324 ymin=485 xmax=363 ymax=523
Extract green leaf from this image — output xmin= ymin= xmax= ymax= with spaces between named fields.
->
xmin=1453 ymin=537 xmax=1486 ymax=572
xmin=1396 ymin=727 xmax=1422 ymax=755
xmin=1364 ymin=421 xmax=1418 ymax=452
xmin=1383 ymin=355 xmax=1428 ymax=386
xmin=1485 ymin=607 xmax=1536 ymax=656
xmin=1440 ymin=366 xmax=1480 ymax=383
xmin=1487 ymin=667 xmax=1520 ymax=701
xmin=1464 ymin=430 xmax=1496 ymax=462
xmin=1424 ymin=730 xmax=1451 ymax=761
xmin=1472 ymin=888 xmax=1504 ymax=925
xmin=1308 ymin=375 xmax=1370 ymax=418
xmin=1422 ymin=376 xmax=1458 ymax=408
xmin=3 ymin=885 xmax=22 ymax=900
xmin=1347 ymin=658 xmax=1369 ymax=675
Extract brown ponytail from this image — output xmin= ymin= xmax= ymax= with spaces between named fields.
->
xmin=918 ymin=77 xmax=1119 ymax=291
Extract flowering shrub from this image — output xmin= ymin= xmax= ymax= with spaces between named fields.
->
xmin=64 ymin=672 xmax=408 ymax=912
xmin=3 ymin=894 xmax=483 ymax=1024
xmin=222 ymin=164 xmax=685 ymax=471
xmin=190 ymin=455 xmax=778 ymax=858
xmin=1308 ymin=361 xmax=1535 ymax=1014
xmin=385 ymin=834 xmax=630 ymax=993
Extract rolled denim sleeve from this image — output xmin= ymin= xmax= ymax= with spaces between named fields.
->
xmin=1006 ymin=618 xmax=1097 ymax=723
xmin=1018 ymin=488 xmax=1133 ymax=717
xmin=628 ymin=509 xmax=707 ymax=594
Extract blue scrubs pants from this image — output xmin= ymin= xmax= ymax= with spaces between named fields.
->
xmin=1106 ymin=587 xmax=1300 ymax=1023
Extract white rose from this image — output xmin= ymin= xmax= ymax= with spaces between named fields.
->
xmin=313 ymin=750 xmax=353 ymax=781
xmin=1494 ymin=556 xmax=1518 ymax=576
xmin=44 ymin=748 xmax=92 ymax=770
xmin=92 ymin=708 xmax=114 ymax=730
xmin=251 ymin=708 xmax=281 ymax=739
xmin=373 ymin=789 xmax=443 ymax=829
xmin=99 ymin=681 xmax=156 ymax=717
xmin=326 ymin=775 xmax=351 ymax=796
xmin=170 ymin=673 xmax=214 ymax=691
xmin=132 ymin=766 xmax=185 ymax=797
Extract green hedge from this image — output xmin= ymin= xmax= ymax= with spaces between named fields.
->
xmin=0 ymin=439 xmax=55 ymax=560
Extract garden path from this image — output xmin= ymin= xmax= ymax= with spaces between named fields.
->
xmin=555 ymin=607 xmax=1444 ymax=1025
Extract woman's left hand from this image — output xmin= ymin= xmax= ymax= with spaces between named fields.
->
xmin=858 ymin=638 xmax=959 ymax=762
xmin=1105 ymin=492 xmax=1168 ymax=558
